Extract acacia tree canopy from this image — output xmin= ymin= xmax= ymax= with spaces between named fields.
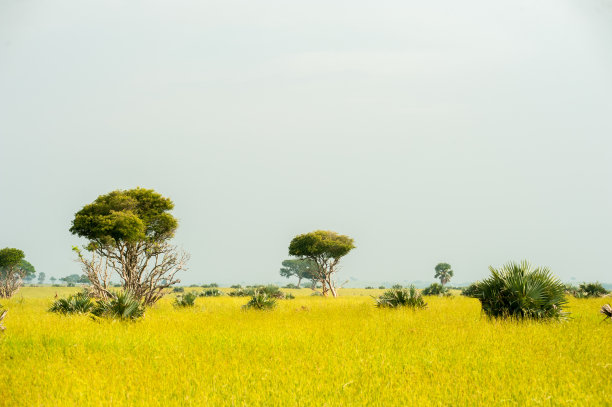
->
xmin=0 ymin=248 xmax=27 ymax=298
xmin=70 ymin=187 xmax=187 ymax=305
xmin=288 ymin=230 xmax=355 ymax=297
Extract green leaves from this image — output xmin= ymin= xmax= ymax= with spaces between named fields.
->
xmin=0 ymin=248 xmax=25 ymax=269
xmin=288 ymin=230 xmax=355 ymax=259
xmin=70 ymin=187 xmax=177 ymax=246
xmin=375 ymin=286 xmax=427 ymax=309
xmin=475 ymin=260 xmax=568 ymax=321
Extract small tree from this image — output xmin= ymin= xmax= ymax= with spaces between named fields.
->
xmin=37 ymin=272 xmax=46 ymax=285
xmin=279 ymin=259 xmax=317 ymax=288
xmin=434 ymin=263 xmax=454 ymax=287
xmin=0 ymin=248 xmax=30 ymax=298
xmin=70 ymin=188 xmax=189 ymax=305
xmin=50 ymin=276 xmax=57 ymax=284
xmin=288 ymin=230 xmax=355 ymax=297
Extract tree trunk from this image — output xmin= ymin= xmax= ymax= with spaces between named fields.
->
xmin=297 ymin=276 xmax=302 ymax=288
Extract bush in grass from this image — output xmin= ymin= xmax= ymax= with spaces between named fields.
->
xmin=242 ymin=293 xmax=276 ymax=310
xmin=375 ymin=286 xmax=427 ymax=309
xmin=172 ymin=287 xmax=184 ymax=293
xmin=422 ymin=283 xmax=450 ymax=296
xmin=378 ymin=286 xmax=385 ymax=289
xmin=174 ymin=292 xmax=197 ymax=307
xmin=230 ymin=284 xmax=242 ymax=289
xmin=283 ymin=283 xmax=299 ymax=289
xmin=578 ymin=282 xmax=609 ymax=297
xmin=365 ymin=286 xmax=374 ymax=289
xmin=461 ymin=283 xmax=480 ymax=298
xmin=202 ymin=283 xmax=219 ymax=288
xmin=200 ymin=288 xmax=223 ymax=297
xmin=49 ymin=291 xmax=94 ymax=314
xmin=92 ymin=291 xmax=145 ymax=321
xmin=474 ymin=260 xmax=568 ymax=320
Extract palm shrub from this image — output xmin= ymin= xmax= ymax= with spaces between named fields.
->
xmin=461 ymin=283 xmax=480 ymax=298
xmin=49 ymin=291 xmax=94 ymax=314
xmin=578 ymin=282 xmax=609 ymax=298
xmin=475 ymin=261 xmax=568 ymax=320
xmin=375 ymin=286 xmax=427 ymax=309
xmin=200 ymin=288 xmax=223 ymax=297
xmin=242 ymin=293 xmax=276 ymax=310
xmin=422 ymin=283 xmax=450 ymax=296
xmin=92 ymin=291 xmax=145 ymax=320
xmin=174 ymin=292 xmax=197 ymax=307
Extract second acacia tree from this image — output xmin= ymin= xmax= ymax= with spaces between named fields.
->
xmin=288 ymin=230 xmax=355 ymax=297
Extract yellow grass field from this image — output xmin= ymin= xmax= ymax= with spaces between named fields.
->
xmin=1 ymin=287 xmax=611 ymax=406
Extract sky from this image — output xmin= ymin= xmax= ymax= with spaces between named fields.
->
xmin=1 ymin=0 xmax=611 ymax=285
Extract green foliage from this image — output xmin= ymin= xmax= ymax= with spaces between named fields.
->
xmin=242 ymin=293 xmax=276 ymax=310
xmin=19 ymin=260 xmax=36 ymax=278
xmin=60 ymin=274 xmax=89 ymax=284
xmin=475 ymin=261 xmax=568 ymax=320
xmin=49 ymin=291 xmax=94 ymax=314
xmin=0 ymin=248 xmax=25 ymax=269
xmin=283 ymin=283 xmax=299 ymax=289
xmin=422 ymin=283 xmax=450 ymax=296
xmin=461 ymin=283 xmax=480 ymax=297
xmin=70 ymin=188 xmax=177 ymax=246
xmin=378 ymin=286 xmax=386 ymax=289
xmin=391 ymin=284 xmax=403 ymax=289
xmin=201 ymin=283 xmax=219 ymax=288
xmin=200 ymin=288 xmax=223 ymax=297
xmin=92 ymin=291 xmax=145 ymax=320
xmin=365 ymin=286 xmax=374 ymax=289
xmin=434 ymin=263 xmax=454 ymax=286
xmin=172 ymin=287 xmax=185 ymax=293
xmin=289 ymin=230 xmax=355 ymax=260
xmin=578 ymin=282 xmax=609 ymax=298
xmin=279 ymin=259 xmax=318 ymax=288
xmin=228 ymin=285 xmax=290 ymax=299
xmin=174 ymin=292 xmax=197 ymax=307
xmin=37 ymin=272 xmax=46 ymax=284
xmin=230 ymin=284 xmax=242 ymax=289
xmin=375 ymin=286 xmax=427 ymax=309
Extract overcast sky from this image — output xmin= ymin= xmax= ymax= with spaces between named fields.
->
xmin=1 ymin=0 xmax=611 ymax=285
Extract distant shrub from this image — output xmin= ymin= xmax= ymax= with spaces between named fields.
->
xmin=92 ymin=291 xmax=145 ymax=321
xmin=52 ymin=284 xmax=61 ymax=287
xmin=375 ymin=286 xmax=427 ymax=309
xmin=461 ymin=283 xmax=480 ymax=298
xmin=422 ymin=283 xmax=450 ymax=296
xmin=229 ymin=285 xmax=290 ymax=299
xmin=66 ymin=283 xmax=75 ymax=287
xmin=202 ymin=283 xmax=219 ymax=288
xmin=49 ymin=291 xmax=94 ymax=314
xmin=283 ymin=283 xmax=299 ymax=289
xmin=230 ymin=284 xmax=242 ymax=289
xmin=378 ymin=286 xmax=386 ymax=289
xmin=228 ymin=288 xmax=250 ymax=297
xmin=174 ymin=292 xmax=197 ymax=307
xmin=242 ymin=293 xmax=276 ymax=310
xmin=565 ymin=282 xmax=609 ymax=298
xmin=172 ymin=287 xmax=184 ymax=293
xmin=391 ymin=284 xmax=403 ymax=289
xmin=475 ymin=261 xmax=568 ymax=320
xmin=189 ymin=284 xmax=199 ymax=288
xmin=200 ymin=288 xmax=223 ymax=297
xmin=311 ymin=292 xmax=324 ymax=297
xmin=365 ymin=286 xmax=374 ymax=289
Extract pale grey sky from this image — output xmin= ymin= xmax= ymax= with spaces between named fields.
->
xmin=1 ymin=0 xmax=611 ymax=285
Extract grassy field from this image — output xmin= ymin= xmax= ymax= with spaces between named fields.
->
xmin=0 ymin=287 xmax=610 ymax=406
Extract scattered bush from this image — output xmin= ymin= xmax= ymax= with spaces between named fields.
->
xmin=365 ymin=286 xmax=374 ymax=289
xmin=283 ymin=283 xmax=299 ymax=289
xmin=49 ymin=291 xmax=94 ymax=314
xmin=461 ymin=283 xmax=480 ymax=298
xmin=229 ymin=285 xmax=291 ymax=299
xmin=172 ymin=287 xmax=185 ymax=293
xmin=375 ymin=286 xmax=427 ymax=309
xmin=242 ymin=293 xmax=276 ymax=310
xmin=174 ymin=292 xmax=197 ymax=307
xmin=230 ymin=284 xmax=242 ymax=289
xmin=189 ymin=284 xmax=199 ymax=288
xmin=391 ymin=284 xmax=403 ymax=289
xmin=200 ymin=288 xmax=223 ymax=297
xmin=475 ymin=261 xmax=568 ymax=320
xmin=422 ymin=283 xmax=450 ymax=296
xmin=567 ymin=282 xmax=609 ymax=298
xmin=378 ymin=286 xmax=386 ymax=289
xmin=92 ymin=291 xmax=145 ymax=321
xmin=202 ymin=283 xmax=219 ymax=288
xmin=311 ymin=292 xmax=324 ymax=297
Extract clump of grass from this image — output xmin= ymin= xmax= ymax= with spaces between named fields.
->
xmin=92 ymin=291 xmax=145 ymax=321
xmin=475 ymin=260 xmax=568 ymax=320
xmin=242 ymin=293 xmax=276 ymax=310
xmin=49 ymin=291 xmax=94 ymax=314
xmin=375 ymin=286 xmax=427 ymax=309
xmin=174 ymin=292 xmax=197 ymax=307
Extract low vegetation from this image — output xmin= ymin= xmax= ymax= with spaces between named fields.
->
xmin=91 ymin=291 xmax=145 ymax=321
xmin=375 ymin=286 xmax=427 ymax=309
xmin=174 ymin=292 xmax=198 ymax=307
xmin=422 ymin=283 xmax=450 ymax=296
xmin=242 ymin=292 xmax=277 ymax=310
xmin=49 ymin=291 xmax=94 ymax=314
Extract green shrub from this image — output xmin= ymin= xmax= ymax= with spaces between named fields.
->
xmin=92 ymin=291 xmax=145 ymax=320
xmin=172 ymin=287 xmax=184 ymax=293
xmin=378 ymin=286 xmax=386 ymax=289
xmin=475 ymin=261 xmax=568 ymax=320
xmin=375 ymin=286 xmax=427 ymax=309
xmin=230 ymin=284 xmax=242 ymax=289
xmin=283 ymin=283 xmax=299 ymax=289
xmin=174 ymin=292 xmax=197 ymax=307
xmin=391 ymin=284 xmax=403 ymax=289
xmin=578 ymin=282 xmax=609 ymax=297
xmin=365 ymin=286 xmax=374 ymax=289
xmin=461 ymin=283 xmax=480 ymax=298
xmin=202 ymin=283 xmax=219 ymax=288
xmin=422 ymin=283 xmax=450 ymax=296
xmin=242 ymin=293 xmax=276 ymax=310
xmin=200 ymin=288 xmax=223 ymax=297
xmin=49 ymin=291 xmax=94 ymax=314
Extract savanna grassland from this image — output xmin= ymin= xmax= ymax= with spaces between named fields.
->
xmin=1 ymin=288 xmax=610 ymax=406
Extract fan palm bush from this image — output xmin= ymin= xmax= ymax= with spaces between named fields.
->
xmin=174 ymin=292 xmax=197 ymax=307
xmin=375 ymin=286 xmax=427 ymax=309
xmin=49 ymin=291 xmax=94 ymax=314
xmin=92 ymin=291 xmax=145 ymax=320
xmin=461 ymin=283 xmax=480 ymax=298
xmin=242 ymin=293 xmax=276 ymax=310
xmin=422 ymin=283 xmax=450 ymax=296
xmin=200 ymin=288 xmax=223 ymax=297
xmin=475 ymin=261 xmax=568 ymax=320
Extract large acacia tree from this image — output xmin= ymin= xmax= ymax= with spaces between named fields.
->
xmin=288 ymin=230 xmax=355 ymax=297
xmin=70 ymin=187 xmax=188 ymax=305
xmin=0 ymin=248 xmax=33 ymax=298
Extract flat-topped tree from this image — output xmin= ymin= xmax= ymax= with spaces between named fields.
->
xmin=0 ymin=248 xmax=31 ymax=298
xmin=279 ymin=259 xmax=318 ymax=288
xmin=288 ymin=230 xmax=355 ymax=297
xmin=70 ymin=187 xmax=189 ymax=305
